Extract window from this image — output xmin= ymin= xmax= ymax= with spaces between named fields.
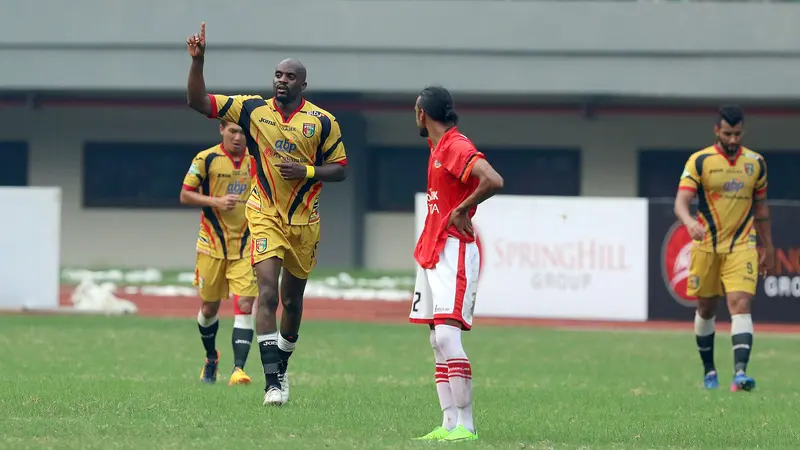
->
xmin=83 ymin=142 xmax=214 ymax=208
xmin=0 ymin=141 xmax=29 ymax=186
xmin=639 ymin=148 xmax=800 ymax=200
xmin=638 ymin=150 xmax=688 ymax=198
xmin=367 ymin=146 xmax=581 ymax=212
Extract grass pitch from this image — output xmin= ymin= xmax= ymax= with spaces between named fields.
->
xmin=2 ymin=315 xmax=800 ymax=449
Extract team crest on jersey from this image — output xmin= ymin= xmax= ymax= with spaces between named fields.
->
xmin=255 ymin=238 xmax=268 ymax=254
xmin=302 ymin=123 xmax=316 ymax=138
xmin=434 ymin=159 xmax=442 ymax=168
xmin=744 ymin=163 xmax=754 ymax=176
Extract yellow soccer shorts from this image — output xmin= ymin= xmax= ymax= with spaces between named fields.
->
xmin=246 ymin=208 xmax=320 ymax=280
xmin=194 ymin=253 xmax=258 ymax=302
xmin=688 ymin=247 xmax=759 ymax=298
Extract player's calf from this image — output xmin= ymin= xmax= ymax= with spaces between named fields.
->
xmin=434 ymin=320 xmax=475 ymax=435
xmin=727 ymin=293 xmax=755 ymax=391
xmin=228 ymin=295 xmax=255 ymax=386
xmin=254 ymin=260 xmax=283 ymax=396
xmin=198 ymin=300 xmax=221 ymax=383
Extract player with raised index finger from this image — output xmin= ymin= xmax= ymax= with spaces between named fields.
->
xmin=185 ymin=22 xmax=349 ymax=406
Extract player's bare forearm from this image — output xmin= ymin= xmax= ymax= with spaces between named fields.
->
xmin=180 ymin=189 xmax=216 ymax=208
xmin=187 ymin=58 xmax=211 ymax=116
xmin=455 ymin=159 xmax=503 ymax=213
xmin=312 ymin=164 xmax=347 ymax=182
xmin=753 ymin=201 xmax=773 ymax=247
xmin=674 ymin=189 xmax=696 ymax=225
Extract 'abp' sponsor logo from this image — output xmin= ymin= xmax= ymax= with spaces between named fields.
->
xmin=274 ymin=138 xmax=297 ymax=153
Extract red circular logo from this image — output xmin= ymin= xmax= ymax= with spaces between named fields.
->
xmin=661 ymin=221 xmax=696 ymax=307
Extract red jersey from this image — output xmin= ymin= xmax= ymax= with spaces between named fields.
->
xmin=414 ymin=127 xmax=485 ymax=269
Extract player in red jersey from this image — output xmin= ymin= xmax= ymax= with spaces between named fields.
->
xmin=409 ymin=86 xmax=503 ymax=442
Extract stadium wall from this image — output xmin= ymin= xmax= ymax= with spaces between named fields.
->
xmin=2 ymin=105 xmax=800 ymax=270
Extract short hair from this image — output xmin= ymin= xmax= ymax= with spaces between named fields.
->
xmin=418 ymin=85 xmax=459 ymax=125
xmin=718 ymin=105 xmax=744 ymax=127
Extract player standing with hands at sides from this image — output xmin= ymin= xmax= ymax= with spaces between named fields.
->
xmin=674 ymin=105 xmax=774 ymax=392
xmin=185 ymin=23 xmax=349 ymax=406
xmin=180 ymin=120 xmax=258 ymax=386
xmin=409 ymin=86 xmax=503 ymax=442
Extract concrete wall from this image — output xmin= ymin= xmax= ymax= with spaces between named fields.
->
xmin=3 ymin=0 xmax=800 ymax=96
xmin=3 ymin=103 xmax=799 ymax=271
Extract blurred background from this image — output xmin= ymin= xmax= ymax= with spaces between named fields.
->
xmin=2 ymin=0 xmax=800 ymax=319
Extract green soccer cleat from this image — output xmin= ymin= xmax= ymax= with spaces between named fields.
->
xmin=440 ymin=425 xmax=479 ymax=442
xmin=413 ymin=426 xmax=451 ymax=441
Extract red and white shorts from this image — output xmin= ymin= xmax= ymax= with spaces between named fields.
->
xmin=409 ymin=237 xmax=480 ymax=330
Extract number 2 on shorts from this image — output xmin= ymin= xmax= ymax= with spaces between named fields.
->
xmin=412 ymin=292 xmax=421 ymax=312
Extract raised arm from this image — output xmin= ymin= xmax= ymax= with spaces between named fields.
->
xmin=186 ymin=22 xmax=212 ymax=116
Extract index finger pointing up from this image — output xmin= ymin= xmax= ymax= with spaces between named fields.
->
xmin=200 ymin=22 xmax=206 ymax=40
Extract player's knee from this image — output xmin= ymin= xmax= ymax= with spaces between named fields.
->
xmin=257 ymin=284 xmax=279 ymax=312
xmin=237 ymin=296 xmax=255 ymax=314
xmin=201 ymin=301 xmax=220 ymax=318
xmin=696 ymin=297 xmax=718 ymax=319
xmin=727 ymin=293 xmax=752 ymax=315
xmin=429 ymin=328 xmax=439 ymax=351
xmin=281 ymin=292 xmax=303 ymax=314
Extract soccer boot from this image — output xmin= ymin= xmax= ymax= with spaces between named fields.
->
xmin=413 ymin=426 xmax=451 ymax=441
xmin=278 ymin=371 xmax=290 ymax=403
xmin=228 ymin=367 xmax=251 ymax=386
xmin=199 ymin=351 xmax=220 ymax=384
xmin=440 ymin=425 xmax=479 ymax=442
xmin=730 ymin=372 xmax=756 ymax=392
xmin=703 ymin=371 xmax=719 ymax=390
xmin=263 ymin=387 xmax=284 ymax=406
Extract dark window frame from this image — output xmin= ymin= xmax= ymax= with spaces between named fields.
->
xmin=367 ymin=146 xmax=582 ymax=212
xmin=0 ymin=141 xmax=29 ymax=187
xmin=82 ymin=141 xmax=216 ymax=209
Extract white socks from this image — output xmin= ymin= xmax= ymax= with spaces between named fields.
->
xmin=429 ymin=329 xmax=457 ymax=430
xmin=433 ymin=324 xmax=474 ymax=433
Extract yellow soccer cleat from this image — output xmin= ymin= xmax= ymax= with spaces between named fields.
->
xmin=228 ymin=367 xmax=252 ymax=386
xmin=413 ymin=426 xmax=451 ymax=441
xmin=440 ymin=425 xmax=479 ymax=442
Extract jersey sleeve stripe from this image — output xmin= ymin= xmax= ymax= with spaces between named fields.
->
xmin=202 ymin=208 xmax=228 ymax=258
xmin=287 ymin=180 xmax=317 ymax=225
xmin=239 ymin=222 xmax=250 ymax=259
xmin=237 ymin=98 xmax=273 ymax=203
xmin=182 ymin=183 xmax=198 ymax=191
xmin=314 ymin=116 xmax=332 ymax=165
xmin=218 ymin=97 xmax=234 ymax=119
xmin=696 ymin=185 xmax=718 ymax=252
xmin=207 ymin=94 xmax=219 ymax=119
xmin=678 ymin=186 xmax=697 ymax=192
xmin=300 ymin=183 xmax=324 ymax=217
xmin=757 ymin=157 xmax=766 ymax=181
xmin=729 ymin=206 xmax=753 ymax=252
xmin=323 ymin=137 xmax=342 ymax=160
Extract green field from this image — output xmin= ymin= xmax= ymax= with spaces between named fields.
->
xmin=3 ymin=315 xmax=800 ymax=449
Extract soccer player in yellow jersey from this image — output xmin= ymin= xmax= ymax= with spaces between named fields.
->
xmin=185 ymin=23 xmax=348 ymax=406
xmin=674 ymin=105 xmax=775 ymax=393
xmin=180 ymin=120 xmax=258 ymax=386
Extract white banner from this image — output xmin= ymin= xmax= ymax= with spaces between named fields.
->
xmin=0 ymin=187 xmax=61 ymax=310
xmin=415 ymin=194 xmax=648 ymax=321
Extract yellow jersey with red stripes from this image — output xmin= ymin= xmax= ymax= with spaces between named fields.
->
xmin=207 ymin=94 xmax=348 ymax=226
xmin=678 ymin=144 xmax=767 ymax=254
xmin=182 ymin=144 xmax=255 ymax=260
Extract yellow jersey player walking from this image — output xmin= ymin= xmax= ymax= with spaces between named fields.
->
xmin=674 ymin=105 xmax=775 ymax=393
xmin=180 ymin=120 xmax=258 ymax=386
xmin=185 ymin=23 xmax=348 ymax=406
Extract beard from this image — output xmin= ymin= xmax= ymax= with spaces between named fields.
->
xmin=418 ymin=126 xmax=429 ymax=138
